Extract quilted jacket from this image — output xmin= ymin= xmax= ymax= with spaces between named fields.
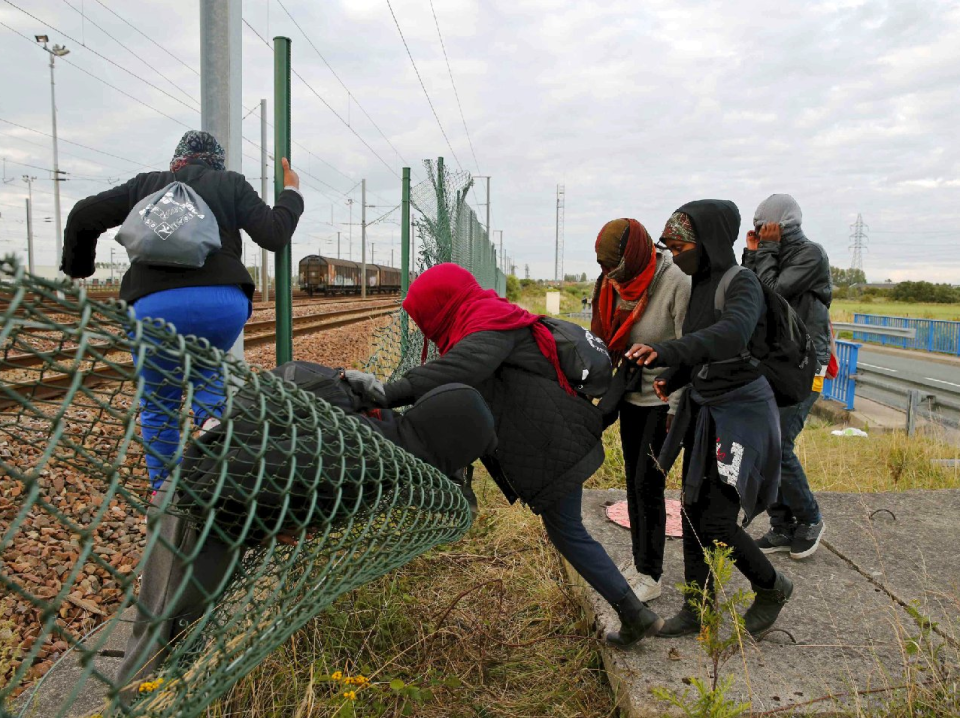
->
xmin=384 ymin=327 xmax=605 ymax=513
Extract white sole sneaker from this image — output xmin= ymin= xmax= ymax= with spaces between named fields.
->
xmin=631 ymin=574 xmax=662 ymax=602
xmin=759 ymin=544 xmax=792 ymax=555
xmin=790 ymin=523 xmax=825 ymax=560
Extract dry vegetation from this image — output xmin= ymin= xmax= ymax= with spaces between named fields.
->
xmin=208 ymin=476 xmax=612 ymax=718
xmin=4 ymin=280 xmax=959 ymax=717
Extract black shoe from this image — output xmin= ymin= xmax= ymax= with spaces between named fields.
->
xmin=656 ymin=605 xmax=701 ymax=638
xmin=744 ymin=570 xmax=794 ymax=636
xmin=605 ymin=593 xmax=664 ymax=648
xmin=453 ymin=465 xmax=479 ymax=519
xmin=790 ymin=520 xmax=824 ymax=559
xmin=756 ymin=527 xmax=794 ymax=554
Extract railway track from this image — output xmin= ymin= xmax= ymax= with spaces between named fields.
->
xmin=6 ymin=291 xmax=398 ymax=319
xmin=0 ymin=303 xmax=399 ymax=407
xmin=2 ymin=302 xmax=399 ymax=371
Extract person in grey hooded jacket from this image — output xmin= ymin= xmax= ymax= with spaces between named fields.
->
xmin=742 ymin=194 xmax=832 ymax=560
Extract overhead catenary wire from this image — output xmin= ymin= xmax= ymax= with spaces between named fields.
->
xmin=58 ymin=0 xmax=200 ymax=108
xmin=1 ymin=1 xmax=200 ymax=115
xmin=241 ymin=18 xmax=401 ymax=180
xmin=0 ymin=22 xmax=191 ymax=129
xmin=244 ymin=100 xmax=381 ymax=192
xmin=274 ymin=0 xmax=416 ymax=177
xmin=0 ymin=117 xmax=152 ymax=166
xmin=385 ymin=0 xmax=462 ymax=171
xmin=92 ymin=0 xmax=200 ymax=77
xmin=0 ymin=128 xmax=157 ymax=174
xmin=0 ymin=158 xmax=65 ymax=176
xmin=428 ymin=0 xmax=480 ymax=177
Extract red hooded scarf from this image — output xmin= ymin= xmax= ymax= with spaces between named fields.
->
xmin=402 ymin=263 xmax=575 ymax=395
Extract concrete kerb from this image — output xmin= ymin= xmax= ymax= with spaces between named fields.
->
xmin=812 ymin=396 xmax=906 ymax=434
xmin=564 ymin=489 xmax=960 ymax=717
xmin=13 ymin=608 xmax=135 ymax=718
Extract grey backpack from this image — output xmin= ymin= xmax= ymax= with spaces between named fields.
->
xmin=115 ymin=180 xmax=221 ymax=268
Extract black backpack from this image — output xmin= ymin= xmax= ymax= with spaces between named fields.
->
xmin=714 ymin=266 xmax=817 ymax=407
xmin=540 ymin=317 xmax=613 ymax=397
xmin=176 ymin=362 xmax=393 ymax=545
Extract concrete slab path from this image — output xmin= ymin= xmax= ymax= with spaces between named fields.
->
xmin=568 ymin=488 xmax=960 ymax=717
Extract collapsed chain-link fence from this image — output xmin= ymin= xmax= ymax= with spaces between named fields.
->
xmin=0 ymin=257 xmax=471 ymax=718
xmin=365 ymin=158 xmax=506 ymax=382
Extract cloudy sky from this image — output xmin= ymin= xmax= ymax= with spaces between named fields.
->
xmin=1 ymin=0 xmax=958 ymax=283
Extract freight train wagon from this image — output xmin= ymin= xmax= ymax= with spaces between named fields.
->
xmin=298 ymin=255 xmax=401 ymax=295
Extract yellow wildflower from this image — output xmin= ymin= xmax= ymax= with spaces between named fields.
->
xmin=353 ymin=675 xmax=369 ymax=686
xmin=138 ymin=677 xmax=164 ymax=694
xmin=331 ymin=671 xmax=343 ymax=681
xmin=343 ymin=690 xmax=357 ymax=700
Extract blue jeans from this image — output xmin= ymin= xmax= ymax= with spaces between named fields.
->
xmin=541 ymin=485 xmax=632 ymax=606
xmin=768 ymin=390 xmax=822 ymax=531
xmin=132 ymin=285 xmax=250 ymax=489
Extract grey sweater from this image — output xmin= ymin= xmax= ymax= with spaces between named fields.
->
xmin=619 ymin=250 xmax=690 ymax=411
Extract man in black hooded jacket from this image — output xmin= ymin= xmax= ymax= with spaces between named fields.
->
xmin=742 ymin=194 xmax=831 ymax=560
xmin=626 ymin=199 xmax=793 ymax=639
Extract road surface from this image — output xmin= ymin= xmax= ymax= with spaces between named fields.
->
xmin=855 ymin=347 xmax=960 ymax=427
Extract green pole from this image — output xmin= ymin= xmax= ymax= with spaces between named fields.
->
xmin=401 ymin=167 xmax=411 ymax=297
xmin=435 ymin=157 xmax=447 ymax=261
xmin=274 ymin=36 xmax=293 ymax=365
xmin=400 ymin=166 xmax=411 ymax=356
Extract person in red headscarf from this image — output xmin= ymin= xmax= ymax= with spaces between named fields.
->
xmin=347 ymin=263 xmax=663 ymax=648
xmin=591 ymin=218 xmax=690 ymax=604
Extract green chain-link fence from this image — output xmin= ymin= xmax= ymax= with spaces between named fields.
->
xmin=0 ymin=257 xmax=471 ymax=717
xmin=365 ymin=159 xmax=505 ymax=382
xmin=0 ymin=157 xmax=506 ymax=717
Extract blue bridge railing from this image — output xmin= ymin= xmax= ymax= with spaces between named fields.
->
xmin=822 ymin=340 xmax=859 ymax=410
xmin=852 ymin=313 xmax=960 ymax=355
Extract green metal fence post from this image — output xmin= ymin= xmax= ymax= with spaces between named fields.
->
xmin=274 ymin=36 xmax=293 ymax=365
xmin=400 ymin=167 xmax=411 ymax=356
xmin=401 ymin=168 xmax=411 ymax=297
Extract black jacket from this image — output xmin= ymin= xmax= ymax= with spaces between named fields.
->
xmin=650 ymin=199 xmax=769 ymax=399
xmin=384 ymin=328 xmax=605 ymax=514
xmin=741 ymin=228 xmax=832 ymax=368
xmin=61 ymin=159 xmax=304 ymax=304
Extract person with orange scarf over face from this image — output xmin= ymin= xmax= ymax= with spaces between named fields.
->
xmin=592 ymin=219 xmax=689 ymax=602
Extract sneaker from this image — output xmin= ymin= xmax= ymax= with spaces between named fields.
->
xmin=790 ymin=520 xmax=824 ymax=559
xmin=631 ymin=573 xmax=662 ymax=602
xmin=619 ymin=562 xmax=640 ymax=585
xmin=756 ymin=528 xmax=793 ymax=554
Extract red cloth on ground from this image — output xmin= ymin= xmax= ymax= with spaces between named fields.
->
xmin=403 ymin=263 xmax=574 ymax=394
xmin=590 ymin=219 xmax=656 ymax=364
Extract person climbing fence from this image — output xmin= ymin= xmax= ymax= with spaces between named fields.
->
xmin=0 ymin=258 xmax=477 ymax=718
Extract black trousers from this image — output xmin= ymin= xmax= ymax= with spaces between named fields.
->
xmin=680 ymin=457 xmax=777 ymax=593
xmin=619 ymin=402 xmax=669 ymax=581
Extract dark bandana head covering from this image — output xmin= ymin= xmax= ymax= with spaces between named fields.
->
xmin=170 ymin=130 xmax=226 ymax=172
xmin=590 ymin=219 xmax=656 ymax=363
xmin=596 ymin=219 xmax=630 ymax=269
xmin=661 ymin=212 xmax=697 ymax=245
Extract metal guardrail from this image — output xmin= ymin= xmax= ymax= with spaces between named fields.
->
xmin=833 ymin=322 xmax=916 ymax=339
xmin=821 ymin=339 xmax=960 ymax=432
xmin=852 ymin=313 xmax=960 ymax=355
xmin=855 ymin=366 xmax=960 ymax=432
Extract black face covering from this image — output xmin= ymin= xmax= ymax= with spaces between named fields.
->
xmin=672 ymin=246 xmax=700 ymax=276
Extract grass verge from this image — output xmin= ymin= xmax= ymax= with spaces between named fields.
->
xmin=207 ymin=473 xmax=613 ymax=718
xmin=831 ymin=299 xmax=960 ymax=322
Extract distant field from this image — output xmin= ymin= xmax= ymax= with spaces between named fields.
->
xmin=832 ymin=299 xmax=960 ymax=322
